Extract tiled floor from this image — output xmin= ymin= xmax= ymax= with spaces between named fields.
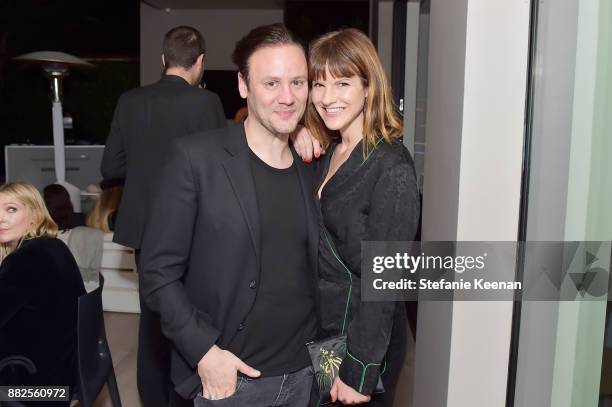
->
xmin=96 ymin=312 xmax=415 ymax=407
xmin=94 ymin=312 xmax=141 ymax=407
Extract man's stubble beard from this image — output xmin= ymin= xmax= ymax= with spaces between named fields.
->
xmin=250 ymin=104 xmax=304 ymax=139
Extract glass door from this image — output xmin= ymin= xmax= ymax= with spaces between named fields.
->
xmin=511 ymin=1 xmax=612 ymax=406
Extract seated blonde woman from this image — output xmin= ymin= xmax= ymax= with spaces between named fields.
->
xmin=86 ymin=178 xmax=124 ymax=233
xmin=0 ymin=182 xmax=85 ymax=404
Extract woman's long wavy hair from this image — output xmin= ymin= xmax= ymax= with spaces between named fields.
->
xmin=86 ymin=185 xmax=123 ymax=233
xmin=304 ymin=28 xmax=403 ymax=154
xmin=0 ymin=182 xmax=58 ymax=262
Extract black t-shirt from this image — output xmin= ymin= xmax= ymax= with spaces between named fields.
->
xmin=228 ymin=150 xmax=317 ymax=376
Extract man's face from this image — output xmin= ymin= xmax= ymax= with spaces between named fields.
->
xmin=239 ymin=44 xmax=308 ymax=136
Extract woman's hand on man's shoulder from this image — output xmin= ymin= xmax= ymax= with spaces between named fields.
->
xmin=290 ymin=125 xmax=325 ymax=163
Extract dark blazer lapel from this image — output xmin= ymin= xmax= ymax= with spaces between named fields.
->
xmin=221 ymin=124 xmax=261 ymax=263
xmin=292 ymin=148 xmax=319 ymax=277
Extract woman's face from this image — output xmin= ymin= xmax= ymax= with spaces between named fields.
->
xmin=0 ymin=193 xmax=31 ymax=249
xmin=311 ymin=67 xmax=367 ymax=135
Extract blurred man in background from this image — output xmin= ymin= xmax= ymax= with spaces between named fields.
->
xmin=101 ymin=25 xmax=226 ymax=407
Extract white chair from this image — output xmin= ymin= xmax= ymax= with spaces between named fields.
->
xmin=99 ymin=233 xmax=140 ymax=313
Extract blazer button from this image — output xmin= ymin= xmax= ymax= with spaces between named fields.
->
xmin=249 ymin=280 xmax=256 ymax=289
xmin=238 ymin=323 xmax=246 ymax=331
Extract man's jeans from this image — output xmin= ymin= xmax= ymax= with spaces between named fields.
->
xmin=193 ymin=366 xmax=313 ymax=407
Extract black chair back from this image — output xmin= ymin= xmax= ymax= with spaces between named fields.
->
xmin=0 ymin=355 xmax=37 ymax=376
xmin=0 ymin=356 xmax=36 ymax=406
xmin=76 ymin=274 xmax=122 ymax=407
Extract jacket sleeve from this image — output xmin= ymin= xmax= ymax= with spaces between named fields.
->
xmin=139 ymin=138 xmax=220 ymax=367
xmin=101 ymin=97 xmax=127 ymax=179
xmin=0 ymin=254 xmax=34 ymax=329
xmin=339 ymin=153 xmax=420 ymax=394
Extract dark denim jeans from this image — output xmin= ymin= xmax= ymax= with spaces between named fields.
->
xmin=194 ymin=366 xmax=313 ymax=407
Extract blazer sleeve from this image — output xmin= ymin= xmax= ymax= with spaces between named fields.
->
xmin=339 ymin=153 xmax=421 ymax=395
xmin=101 ymin=97 xmax=127 ymax=179
xmin=0 ymin=254 xmax=34 ymax=329
xmin=139 ymin=138 xmax=220 ymax=368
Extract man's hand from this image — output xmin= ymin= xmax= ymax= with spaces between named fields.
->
xmin=290 ymin=125 xmax=325 ymax=163
xmin=330 ymin=376 xmax=371 ymax=405
xmin=197 ymin=345 xmax=261 ymax=400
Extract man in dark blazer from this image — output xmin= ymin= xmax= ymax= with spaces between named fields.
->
xmin=101 ymin=26 xmax=226 ymax=407
xmin=140 ymin=24 xmax=319 ymax=406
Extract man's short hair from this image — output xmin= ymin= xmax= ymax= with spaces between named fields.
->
xmin=232 ymin=23 xmax=305 ymax=85
xmin=163 ymin=26 xmax=206 ymax=69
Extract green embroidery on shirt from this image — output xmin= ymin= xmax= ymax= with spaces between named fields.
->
xmin=360 ymin=137 xmax=384 ymax=167
xmin=323 ymin=228 xmax=352 ymax=335
xmin=346 ymin=350 xmax=381 ymax=393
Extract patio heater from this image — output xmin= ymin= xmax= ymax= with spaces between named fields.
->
xmin=13 ymin=51 xmax=94 ymax=211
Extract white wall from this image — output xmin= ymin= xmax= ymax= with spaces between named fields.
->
xmin=416 ymin=0 xmax=530 ymax=405
xmin=402 ymin=2 xmax=420 ymax=156
xmin=449 ymin=0 xmax=529 ymax=405
xmin=377 ymin=0 xmax=394 ymax=80
xmin=414 ymin=1 xmax=469 ymax=404
xmin=140 ymin=3 xmax=284 ymax=85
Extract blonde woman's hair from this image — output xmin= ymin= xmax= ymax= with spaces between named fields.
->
xmin=304 ymin=28 xmax=403 ymax=154
xmin=0 ymin=182 xmax=58 ymax=262
xmin=86 ymin=185 xmax=123 ymax=233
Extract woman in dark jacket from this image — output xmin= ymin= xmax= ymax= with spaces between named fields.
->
xmin=0 ymin=182 xmax=85 ymax=404
xmin=304 ymin=29 xmax=420 ymax=406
